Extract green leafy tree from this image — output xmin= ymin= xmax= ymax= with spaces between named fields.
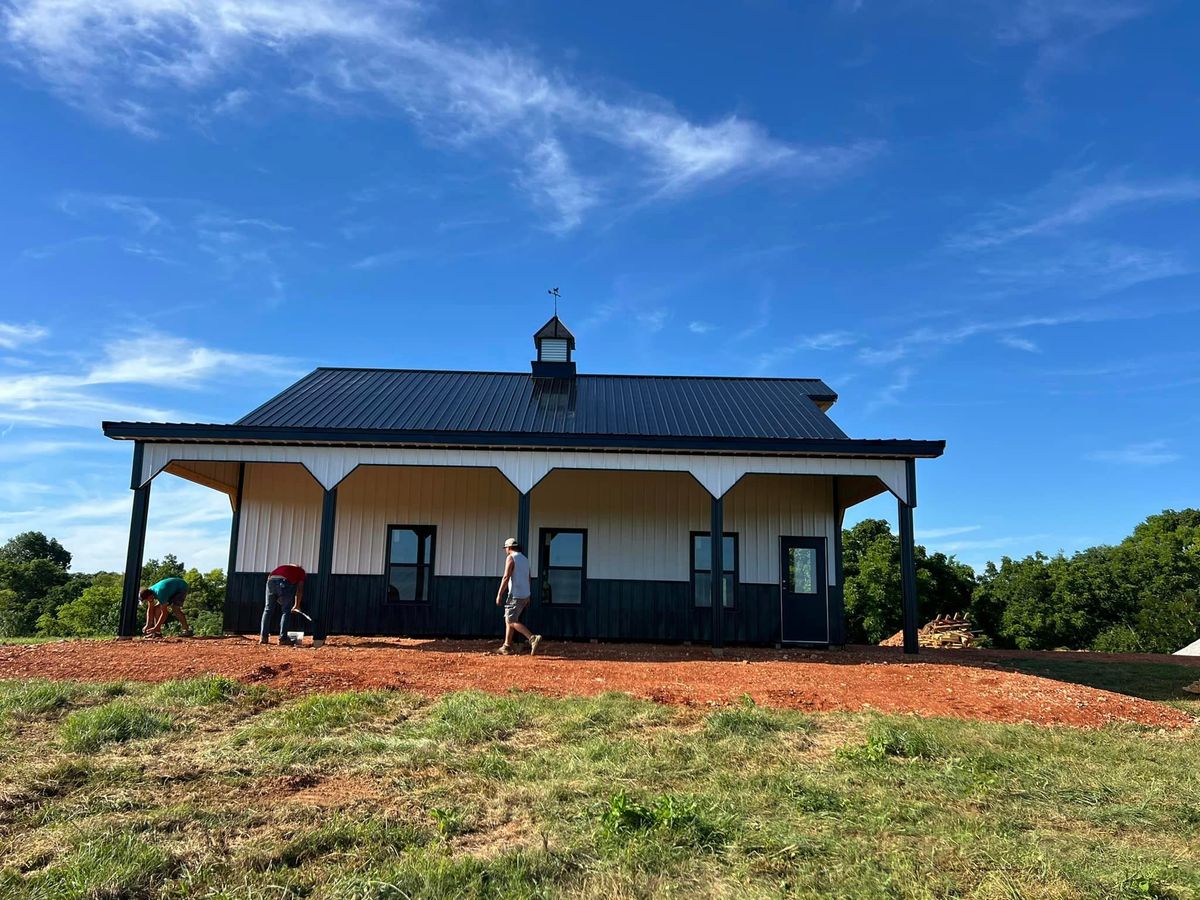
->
xmin=0 ymin=531 xmax=76 ymax=637
xmin=843 ymin=523 xmax=901 ymax=643
xmin=0 ymin=588 xmax=23 ymax=638
xmin=179 ymin=567 xmax=227 ymax=636
xmin=37 ymin=573 xmax=123 ymax=637
xmin=0 ymin=531 xmax=71 ymax=568
xmin=842 ymin=519 xmax=976 ymax=644
xmin=140 ymin=555 xmax=186 ymax=587
xmin=1100 ymin=510 xmax=1200 ymax=653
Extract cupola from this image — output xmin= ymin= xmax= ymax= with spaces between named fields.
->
xmin=531 ymin=316 xmax=576 ymax=378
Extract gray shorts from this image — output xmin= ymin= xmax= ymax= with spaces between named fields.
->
xmin=504 ymin=596 xmax=530 ymax=624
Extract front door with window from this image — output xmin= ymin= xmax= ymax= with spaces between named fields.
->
xmin=779 ymin=536 xmax=828 ymax=645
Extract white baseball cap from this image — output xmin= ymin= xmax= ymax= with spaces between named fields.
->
xmin=504 ymin=537 xmax=519 ymax=548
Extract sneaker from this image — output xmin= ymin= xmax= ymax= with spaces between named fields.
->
xmin=496 ymin=644 xmax=512 ymax=655
xmin=180 ymin=629 xmax=194 ymax=638
xmin=529 ymin=635 xmax=543 ymax=656
xmin=259 ymin=638 xmax=269 ymax=645
xmin=278 ymin=637 xmax=296 ymax=647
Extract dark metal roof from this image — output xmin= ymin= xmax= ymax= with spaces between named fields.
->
xmin=533 ymin=316 xmax=575 ymax=349
xmin=232 ymin=369 xmax=845 ymax=440
xmin=102 ymin=367 xmax=946 ymax=458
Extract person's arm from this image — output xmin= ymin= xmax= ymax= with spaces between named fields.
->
xmin=496 ymin=556 xmax=514 ymax=605
xmin=294 ymin=580 xmax=305 ymax=611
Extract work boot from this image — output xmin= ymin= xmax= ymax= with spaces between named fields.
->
xmin=529 ymin=635 xmax=543 ymax=656
xmin=496 ymin=644 xmax=511 ymax=655
xmin=278 ymin=636 xmax=296 ymax=647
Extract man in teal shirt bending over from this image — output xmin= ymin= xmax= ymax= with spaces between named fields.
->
xmin=140 ymin=577 xmax=192 ymax=637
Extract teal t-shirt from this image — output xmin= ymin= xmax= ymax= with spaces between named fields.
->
xmin=150 ymin=577 xmax=188 ymax=604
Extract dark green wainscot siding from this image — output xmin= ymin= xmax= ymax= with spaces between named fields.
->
xmin=228 ymin=573 xmax=802 ymax=645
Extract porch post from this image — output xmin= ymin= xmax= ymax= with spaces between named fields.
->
xmin=710 ymin=494 xmax=724 ymax=650
xmin=898 ymin=459 xmax=919 ymax=655
xmin=223 ymin=463 xmax=245 ymax=633
xmin=517 ymin=491 xmax=530 ymax=553
xmin=311 ymin=486 xmax=338 ymax=648
xmin=118 ymin=443 xmax=149 ymax=639
xmin=829 ymin=477 xmax=846 ymax=647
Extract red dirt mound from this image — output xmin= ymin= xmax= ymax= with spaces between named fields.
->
xmin=0 ymin=637 xmax=1192 ymax=729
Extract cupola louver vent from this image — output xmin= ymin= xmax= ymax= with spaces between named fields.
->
xmin=532 ymin=316 xmax=576 ymax=378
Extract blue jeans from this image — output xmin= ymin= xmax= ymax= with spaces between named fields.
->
xmin=261 ymin=576 xmax=297 ymax=641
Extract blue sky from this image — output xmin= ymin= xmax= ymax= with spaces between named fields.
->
xmin=0 ymin=0 xmax=1197 ymax=574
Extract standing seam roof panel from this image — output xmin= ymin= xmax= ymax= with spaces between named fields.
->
xmin=234 ymin=369 xmax=846 ymax=440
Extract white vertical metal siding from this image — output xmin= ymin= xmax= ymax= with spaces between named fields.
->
xmin=235 ymin=463 xmax=838 ymax=585
xmin=236 ymin=463 xmax=323 ymax=572
xmin=333 ymin=466 xmax=517 ymax=576
xmin=724 ymin=474 xmax=836 ymax=586
xmin=529 ymin=470 xmax=710 ymax=581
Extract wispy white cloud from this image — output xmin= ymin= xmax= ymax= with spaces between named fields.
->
xmin=1087 ymin=440 xmax=1182 ymax=467
xmin=1 ymin=0 xmax=875 ymax=229
xmin=59 ymin=192 xmax=165 ymax=232
xmin=933 ymin=532 xmax=1054 ymax=555
xmin=972 ymin=241 xmax=1192 ymax=297
xmin=996 ymin=0 xmax=1145 ymax=45
xmin=635 ymin=309 xmax=670 ymax=333
xmin=949 ymin=172 xmax=1200 ymax=251
xmin=998 ymin=334 xmax=1039 ymax=352
xmin=866 ymin=365 xmax=913 ymax=412
xmin=994 ymin=1 xmax=1148 ymax=96
xmin=0 ymin=439 xmax=108 ymax=462
xmin=735 ymin=293 xmax=773 ymax=341
xmin=688 ymin=321 xmax=714 ymax=335
xmin=519 ymin=138 xmax=598 ymax=233
xmin=751 ymin=332 xmax=858 ymax=375
xmin=86 ymin=335 xmax=289 ymax=389
xmin=918 ymin=525 xmax=983 ymax=540
xmin=857 ymin=302 xmax=1190 ymax=366
xmin=0 ymin=331 xmax=297 ymax=427
xmin=0 ymin=478 xmax=232 ymax=571
xmin=0 ymin=322 xmax=48 ymax=349
xmin=48 ymin=192 xmax=294 ymax=302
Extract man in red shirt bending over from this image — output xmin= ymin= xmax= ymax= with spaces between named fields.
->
xmin=261 ymin=564 xmax=305 ymax=646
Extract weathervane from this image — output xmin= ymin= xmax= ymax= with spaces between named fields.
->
xmin=548 ymin=287 xmax=561 ymax=317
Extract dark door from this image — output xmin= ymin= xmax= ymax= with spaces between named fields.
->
xmin=780 ymin=537 xmax=828 ymax=644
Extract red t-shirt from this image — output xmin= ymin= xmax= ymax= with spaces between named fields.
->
xmin=270 ymin=565 xmax=306 ymax=584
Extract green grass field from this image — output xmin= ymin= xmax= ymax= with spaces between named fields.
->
xmin=1 ymin=675 xmax=1198 ymax=899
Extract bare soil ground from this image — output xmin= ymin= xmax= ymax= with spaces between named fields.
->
xmin=0 ymin=636 xmax=1194 ymax=729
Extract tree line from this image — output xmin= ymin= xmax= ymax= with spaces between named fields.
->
xmin=0 ymin=508 xmax=1196 ymax=652
xmin=0 ymin=532 xmax=225 ymax=639
xmin=844 ymin=508 xmax=1200 ymax=654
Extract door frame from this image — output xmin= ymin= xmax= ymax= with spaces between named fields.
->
xmin=778 ymin=536 xmax=829 ymax=646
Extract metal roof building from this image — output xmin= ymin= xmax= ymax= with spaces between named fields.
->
xmin=104 ymin=315 xmax=944 ymax=652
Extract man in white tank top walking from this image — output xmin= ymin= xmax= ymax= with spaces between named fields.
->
xmin=495 ymin=537 xmax=541 ymax=655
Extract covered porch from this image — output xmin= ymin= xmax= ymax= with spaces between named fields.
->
xmin=115 ymin=441 xmax=926 ymax=652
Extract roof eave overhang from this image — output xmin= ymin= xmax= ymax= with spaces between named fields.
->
xmin=102 ymin=422 xmax=945 ymax=459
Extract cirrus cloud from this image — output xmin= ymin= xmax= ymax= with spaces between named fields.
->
xmin=2 ymin=0 xmax=878 ymax=231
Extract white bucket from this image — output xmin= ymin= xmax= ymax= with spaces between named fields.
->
xmin=287 ymin=631 xmax=305 ymax=645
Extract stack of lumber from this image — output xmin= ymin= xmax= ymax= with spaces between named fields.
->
xmin=880 ymin=613 xmax=980 ymax=649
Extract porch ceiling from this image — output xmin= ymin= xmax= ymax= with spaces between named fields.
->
xmin=138 ymin=442 xmax=917 ymax=504
xmin=161 ymin=460 xmax=241 ymax=508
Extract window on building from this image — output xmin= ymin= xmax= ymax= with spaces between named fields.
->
xmin=691 ymin=532 xmax=737 ymax=608
xmin=386 ymin=525 xmax=436 ymax=603
xmin=539 ymin=528 xmax=586 ymax=605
